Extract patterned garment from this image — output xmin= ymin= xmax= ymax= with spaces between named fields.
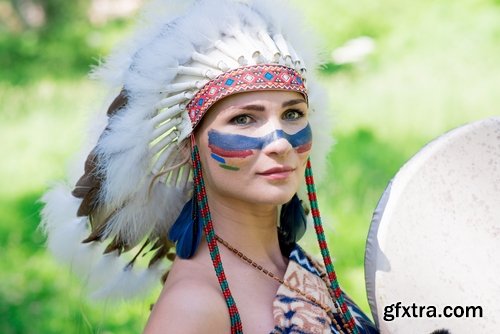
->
xmin=271 ymin=245 xmax=379 ymax=334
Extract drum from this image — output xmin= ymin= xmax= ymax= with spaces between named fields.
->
xmin=365 ymin=117 xmax=500 ymax=333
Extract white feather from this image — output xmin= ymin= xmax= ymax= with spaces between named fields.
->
xmin=90 ymin=263 xmax=166 ymax=300
xmin=41 ymin=184 xmax=82 ymax=233
xmin=161 ymin=80 xmax=208 ymax=95
xmin=151 ymin=142 xmax=178 ymax=174
xmin=177 ymin=66 xmax=222 ymax=79
xmin=155 ymin=91 xmax=194 ymax=110
xmin=84 ymin=252 xmax=123 ymax=290
xmin=192 ymin=52 xmax=230 ymax=71
xmin=151 ymin=103 xmax=185 ymax=125
xmin=177 ymin=165 xmax=191 ymax=189
xmin=214 ymin=39 xmax=246 ymax=64
xmin=150 ymin=126 xmax=180 ymax=152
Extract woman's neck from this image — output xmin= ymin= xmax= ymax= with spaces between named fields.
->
xmin=202 ymin=193 xmax=286 ymax=267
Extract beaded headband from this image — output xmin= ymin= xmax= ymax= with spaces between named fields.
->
xmin=187 ymin=64 xmax=307 ymax=127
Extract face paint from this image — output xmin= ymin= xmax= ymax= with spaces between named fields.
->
xmin=207 ymin=124 xmax=312 ymax=170
xmin=209 ymin=152 xmax=241 ymax=171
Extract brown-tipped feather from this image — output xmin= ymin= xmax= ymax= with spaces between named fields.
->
xmin=72 ymin=153 xmax=98 ymax=198
xmin=81 ymin=207 xmax=117 ymax=243
xmin=124 ymin=239 xmax=152 ymax=268
xmin=73 ymin=149 xmax=103 ymax=217
xmin=76 ymin=187 xmax=101 ymax=217
xmin=107 ymin=89 xmax=128 ymax=116
xmin=104 ymin=236 xmax=125 ymax=255
xmin=82 ymin=221 xmax=108 ymax=243
xmin=74 ymin=89 xmax=180 ymax=271
xmin=73 ymin=89 xmax=128 ymax=216
xmin=148 ymin=237 xmax=175 ymax=267
xmin=161 ymin=270 xmax=170 ymax=284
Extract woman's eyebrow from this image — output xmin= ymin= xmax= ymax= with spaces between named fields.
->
xmin=238 ymin=104 xmax=265 ymax=111
xmin=282 ymin=99 xmax=306 ymax=107
xmin=236 ymin=99 xmax=307 ymax=111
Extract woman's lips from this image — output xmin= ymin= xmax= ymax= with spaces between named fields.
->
xmin=257 ymin=167 xmax=295 ymax=180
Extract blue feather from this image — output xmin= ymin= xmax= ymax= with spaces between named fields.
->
xmin=279 ymin=194 xmax=307 ymax=245
xmin=168 ymin=198 xmax=203 ymax=259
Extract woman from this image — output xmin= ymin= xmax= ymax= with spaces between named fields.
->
xmin=144 ymin=89 xmax=377 ymax=333
xmin=41 ymin=0 xmax=378 ymax=333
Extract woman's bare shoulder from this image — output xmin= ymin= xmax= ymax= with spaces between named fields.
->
xmin=143 ymin=261 xmax=230 ymax=333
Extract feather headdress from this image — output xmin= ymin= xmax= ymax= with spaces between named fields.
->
xmin=41 ymin=0 xmax=332 ymax=300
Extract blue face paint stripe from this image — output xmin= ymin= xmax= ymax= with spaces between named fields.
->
xmin=210 ymin=153 xmax=226 ymax=164
xmin=208 ymin=124 xmax=312 ymax=152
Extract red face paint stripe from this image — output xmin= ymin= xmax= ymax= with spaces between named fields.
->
xmin=208 ymin=144 xmax=253 ymax=158
xmin=295 ymin=142 xmax=312 ymax=153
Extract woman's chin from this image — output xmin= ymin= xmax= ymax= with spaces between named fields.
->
xmin=250 ymin=188 xmax=298 ymax=206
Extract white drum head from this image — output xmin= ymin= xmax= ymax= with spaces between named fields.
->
xmin=365 ymin=117 xmax=500 ymax=333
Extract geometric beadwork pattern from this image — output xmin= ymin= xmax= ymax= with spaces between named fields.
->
xmin=187 ymin=64 xmax=307 ymax=128
xmin=272 ymin=245 xmax=379 ymax=334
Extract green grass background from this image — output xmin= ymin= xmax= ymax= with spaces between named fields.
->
xmin=1 ymin=0 xmax=499 ymax=332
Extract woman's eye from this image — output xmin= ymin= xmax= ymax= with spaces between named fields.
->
xmin=230 ymin=114 xmax=253 ymax=125
xmin=283 ymin=109 xmax=304 ymax=121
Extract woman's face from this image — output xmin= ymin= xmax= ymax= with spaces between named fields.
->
xmin=194 ymin=90 xmax=312 ymax=207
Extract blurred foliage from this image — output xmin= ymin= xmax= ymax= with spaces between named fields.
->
xmin=0 ymin=28 xmax=93 ymax=83
xmin=1 ymin=0 xmax=499 ymax=332
xmin=0 ymin=0 xmax=131 ymax=84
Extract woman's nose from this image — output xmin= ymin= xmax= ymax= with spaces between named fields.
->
xmin=261 ymin=130 xmax=293 ymax=156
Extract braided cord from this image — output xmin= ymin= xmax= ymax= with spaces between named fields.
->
xmin=305 ymin=158 xmax=359 ymax=334
xmin=191 ymin=138 xmax=243 ymax=333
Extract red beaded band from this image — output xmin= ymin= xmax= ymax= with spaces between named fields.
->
xmin=186 ymin=64 xmax=307 ymax=128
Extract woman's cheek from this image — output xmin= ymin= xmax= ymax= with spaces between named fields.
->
xmin=290 ymin=123 xmax=312 ymax=162
xmin=207 ymin=129 xmax=254 ymax=172
xmin=208 ymin=151 xmax=254 ymax=172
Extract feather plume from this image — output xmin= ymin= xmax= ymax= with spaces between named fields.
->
xmin=41 ymin=0 xmax=330 ymax=301
xmin=90 ymin=263 xmax=166 ymax=300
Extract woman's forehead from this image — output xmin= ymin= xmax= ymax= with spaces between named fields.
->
xmin=193 ymin=90 xmax=308 ymax=132
xmin=211 ymin=90 xmax=306 ymax=112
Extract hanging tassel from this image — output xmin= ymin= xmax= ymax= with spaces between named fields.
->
xmin=305 ymin=157 xmax=358 ymax=333
xmin=279 ymin=193 xmax=307 ymax=245
xmin=167 ymin=197 xmax=203 ymax=259
xmin=190 ymin=136 xmax=243 ymax=333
